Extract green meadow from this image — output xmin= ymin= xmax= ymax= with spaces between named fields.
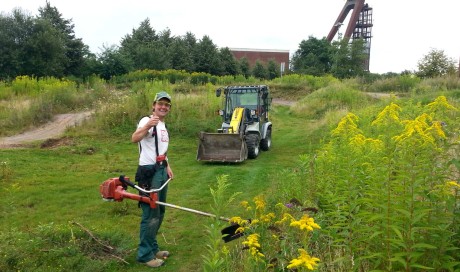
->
xmin=1 ymin=73 xmax=459 ymax=271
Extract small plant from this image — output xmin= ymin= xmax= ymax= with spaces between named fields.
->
xmin=0 ymin=161 xmax=13 ymax=181
xmin=202 ymin=175 xmax=241 ymax=272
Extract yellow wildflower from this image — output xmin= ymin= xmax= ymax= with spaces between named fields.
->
xmin=275 ymin=213 xmax=294 ymax=225
xmin=229 ymin=216 xmax=249 ymax=226
xmin=253 ymin=195 xmax=266 ymax=211
xmin=393 ymin=113 xmax=434 ymax=144
xmin=290 ymin=214 xmax=321 ymax=231
xmin=426 ymin=96 xmax=458 ymax=112
xmin=332 ymin=113 xmax=361 ymax=137
xmin=372 ymin=102 xmax=402 ymax=126
xmin=259 ymin=212 xmax=276 ymax=223
xmin=427 ymin=121 xmax=447 ymax=139
xmin=242 ymin=234 xmax=265 ymax=261
xmin=287 ymin=248 xmax=320 ymax=270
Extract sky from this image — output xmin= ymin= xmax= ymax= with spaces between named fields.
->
xmin=2 ymin=0 xmax=459 ymax=74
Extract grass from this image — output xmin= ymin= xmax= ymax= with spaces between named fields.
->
xmin=0 ymin=101 xmax=322 ymax=272
xmin=1 ymin=75 xmax=459 ymax=271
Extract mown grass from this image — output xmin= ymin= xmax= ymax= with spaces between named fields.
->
xmin=1 ymin=74 xmax=460 ymax=271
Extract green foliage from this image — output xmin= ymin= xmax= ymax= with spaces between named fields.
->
xmin=202 ymin=175 xmax=241 ymax=272
xmin=331 ymin=38 xmax=368 ymax=79
xmin=298 ymin=96 xmax=460 ymax=271
xmin=291 ymin=36 xmax=333 ymax=76
xmin=2 ymin=74 xmax=460 ymax=272
xmin=417 ymin=48 xmax=457 ymax=78
xmin=0 ymin=4 xmax=87 ymax=80
xmin=291 ymin=83 xmax=373 ymax=118
xmin=366 ymin=74 xmax=422 ymax=93
xmin=252 ymin=60 xmax=268 ymax=80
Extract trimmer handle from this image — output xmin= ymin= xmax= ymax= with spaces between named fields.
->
xmin=119 ymin=175 xmax=135 ymax=188
xmin=119 ymin=175 xmax=171 ymax=194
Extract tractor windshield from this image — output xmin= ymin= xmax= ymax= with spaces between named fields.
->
xmin=224 ymin=92 xmax=258 ymax=122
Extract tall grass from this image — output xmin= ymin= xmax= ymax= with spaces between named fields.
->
xmin=291 ymin=83 xmax=375 ymax=119
xmin=0 ymin=76 xmax=108 ymax=136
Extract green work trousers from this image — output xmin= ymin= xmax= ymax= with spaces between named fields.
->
xmin=136 ymin=164 xmax=168 ymax=263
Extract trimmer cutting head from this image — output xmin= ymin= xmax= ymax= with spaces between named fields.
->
xmin=221 ymin=223 xmax=244 ymax=243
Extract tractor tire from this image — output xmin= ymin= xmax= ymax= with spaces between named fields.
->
xmin=246 ymin=134 xmax=260 ymax=159
xmin=260 ymin=127 xmax=271 ymax=151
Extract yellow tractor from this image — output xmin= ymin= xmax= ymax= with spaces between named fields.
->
xmin=197 ymin=85 xmax=272 ymax=162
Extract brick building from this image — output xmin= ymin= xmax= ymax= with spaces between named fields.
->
xmin=229 ymin=48 xmax=290 ymax=72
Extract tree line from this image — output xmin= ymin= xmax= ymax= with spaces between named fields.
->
xmin=1 ymin=2 xmax=456 ymax=82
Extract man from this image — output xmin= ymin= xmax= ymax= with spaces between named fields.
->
xmin=131 ymin=91 xmax=174 ymax=268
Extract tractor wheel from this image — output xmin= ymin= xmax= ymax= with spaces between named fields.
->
xmin=246 ymin=134 xmax=260 ymax=159
xmin=260 ymin=127 xmax=271 ymax=151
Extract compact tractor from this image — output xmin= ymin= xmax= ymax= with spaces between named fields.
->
xmin=196 ymin=85 xmax=272 ymax=162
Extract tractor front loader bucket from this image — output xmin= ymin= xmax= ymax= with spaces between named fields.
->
xmin=197 ymin=132 xmax=248 ymax=162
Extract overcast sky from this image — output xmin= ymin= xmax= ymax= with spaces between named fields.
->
xmin=2 ymin=0 xmax=459 ymax=74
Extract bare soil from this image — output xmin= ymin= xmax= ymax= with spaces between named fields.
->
xmin=0 ymin=111 xmax=93 ymax=149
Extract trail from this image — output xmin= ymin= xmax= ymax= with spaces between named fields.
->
xmin=0 ymin=111 xmax=93 ymax=148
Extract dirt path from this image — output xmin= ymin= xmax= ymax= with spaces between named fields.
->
xmin=0 ymin=111 xmax=93 ymax=148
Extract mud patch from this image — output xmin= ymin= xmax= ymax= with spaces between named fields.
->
xmin=40 ymin=137 xmax=74 ymax=149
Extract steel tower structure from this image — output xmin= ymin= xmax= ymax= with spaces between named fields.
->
xmin=327 ymin=0 xmax=373 ymax=71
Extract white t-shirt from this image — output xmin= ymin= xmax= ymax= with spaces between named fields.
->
xmin=137 ymin=116 xmax=169 ymax=165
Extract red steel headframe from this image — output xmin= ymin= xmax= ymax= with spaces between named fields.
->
xmin=327 ymin=0 xmax=366 ymax=42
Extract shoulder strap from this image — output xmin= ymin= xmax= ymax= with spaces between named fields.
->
xmin=152 ymin=126 xmax=159 ymax=157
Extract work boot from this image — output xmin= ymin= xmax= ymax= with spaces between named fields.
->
xmin=143 ymin=258 xmax=164 ymax=268
xmin=156 ymin=250 xmax=170 ymax=259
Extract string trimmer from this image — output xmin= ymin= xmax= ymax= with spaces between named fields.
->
xmin=99 ymin=175 xmax=243 ymax=242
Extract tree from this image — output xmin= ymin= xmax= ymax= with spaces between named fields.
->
xmin=252 ymin=60 xmax=267 ymax=79
xmin=98 ymin=45 xmax=132 ymax=80
xmin=239 ymin=57 xmax=251 ymax=78
xmin=22 ymin=18 xmax=66 ymax=77
xmin=331 ymin=38 xmax=368 ymax=79
xmin=219 ymin=47 xmax=239 ymax=76
xmin=417 ymin=48 xmax=457 ymax=78
xmin=194 ymin=35 xmax=222 ymax=75
xmin=267 ymin=59 xmax=280 ymax=80
xmin=291 ymin=36 xmax=333 ymax=76
xmin=170 ymin=37 xmax=195 ymax=72
xmin=0 ymin=9 xmax=31 ymax=79
xmin=38 ymin=1 xmax=87 ymax=77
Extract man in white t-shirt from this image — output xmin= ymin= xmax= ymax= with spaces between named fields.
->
xmin=131 ymin=91 xmax=174 ymax=268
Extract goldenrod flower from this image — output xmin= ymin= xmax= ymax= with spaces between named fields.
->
xmin=393 ymin=113 xmax=435 ymax=144
xmin=372 ymin=102 xmax=402 ymax=126
xmin=253 ymin=195 xmax=266 ymax=211
xmin=332 ymin=113 xmax=361 ymax=137
xmin=426 ymin=96 xmax=458 ymax=112
xmin=242 ymin=234 xmax=265 ymax=261
xmin=287 ymin=248 xmax=320 ymax=270
xmin=290 ymin=215 xmax=321 ymax=231
xmin=259 ymin=213 xmax=276 ymax=223
xmin=240 ymin=201 xmax=249 ymax=208
xmin=229 ymin=216 xmax=249 ymax=226
xmin=275 ymin=213 xmax=294 ymax=225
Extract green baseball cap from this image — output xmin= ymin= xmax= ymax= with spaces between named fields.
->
xmin=154 ymin=91 xmax=171 ymax=102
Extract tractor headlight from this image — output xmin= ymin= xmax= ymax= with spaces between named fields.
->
xmin=218 ymin=110 xmax=224 ymax=116
xmin=250 ymin=109 xmax=256 ymax=116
